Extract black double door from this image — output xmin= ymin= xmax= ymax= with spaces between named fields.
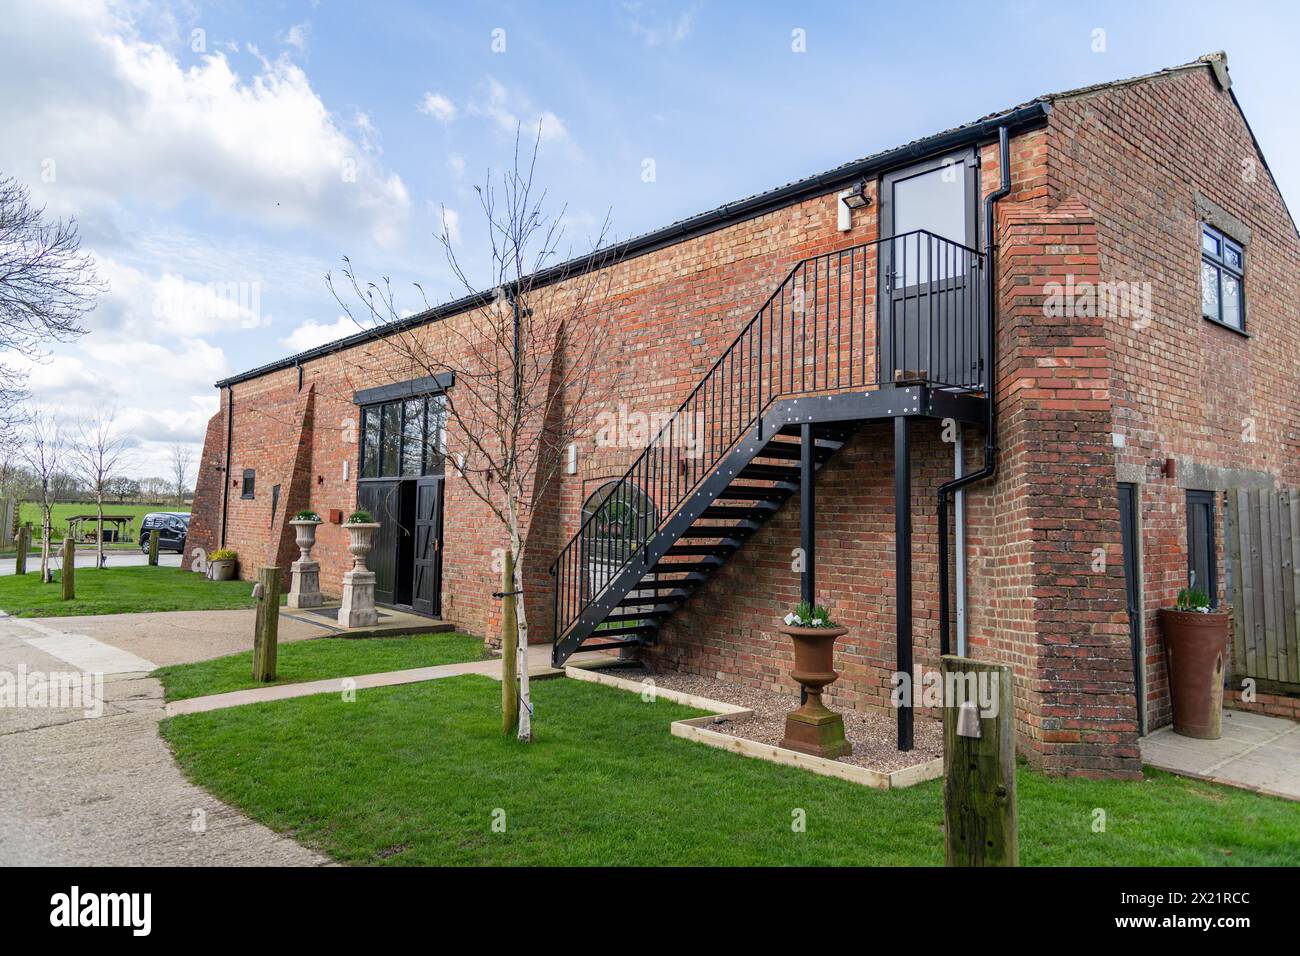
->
xmin=356 ymin=476 xmax=443 ymax=616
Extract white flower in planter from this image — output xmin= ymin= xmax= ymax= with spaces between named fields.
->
xmin=783 ymin=612 xmax=799 ymax=626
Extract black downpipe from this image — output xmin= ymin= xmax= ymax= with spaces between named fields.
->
xmin=937 ymin=125 xmax=1010 ymax=657
xmin=220 ymin=384 xmax=233 ymax=549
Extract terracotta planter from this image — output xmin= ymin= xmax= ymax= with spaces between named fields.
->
xmin=343 ymin=522 xmax=380 ymax=572
xmin=778 ymin=623 xmax=852 ymax=759
xmin=209 ymin=559 xmax=237 ymax=581
xmin=1159 ymin=607 xmax=1230 ymax=739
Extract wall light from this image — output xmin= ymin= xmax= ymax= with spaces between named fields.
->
xmin=841 ymin=178 xmax=872 ymax=210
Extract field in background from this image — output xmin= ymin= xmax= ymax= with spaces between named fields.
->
xmin=12 ymin=502 xmax=190 ymax=549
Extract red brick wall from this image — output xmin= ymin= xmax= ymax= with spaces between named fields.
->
xmin=194 ymin=61 xmax=1300 ymax=779
xmin=963 ymin=199 xmax=1140 ymax=777
xmin=1046 ymin=63 xmax=1300 ymax=730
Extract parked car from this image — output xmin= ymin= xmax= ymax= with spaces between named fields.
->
xmin=140 ymin=512 xmax=190 ymax=554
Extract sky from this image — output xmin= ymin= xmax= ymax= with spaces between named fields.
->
xmin=2 ymin=0 xmax=1298 ymax=480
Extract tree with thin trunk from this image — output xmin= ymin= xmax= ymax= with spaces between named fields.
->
xmin=170 ymin=443 xmax=194 ymax=506
xmin=19 ymin=409 xmax=64 ymax=583
xmin=328 ymin=129 xmax=619 ymax=741
xmin=71 ymin=408 xmax=130 ymax=568
xmin=0 ymin=175 xmax=102 ymax=428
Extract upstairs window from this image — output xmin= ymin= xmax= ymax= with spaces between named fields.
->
xmin=241 ymin=469 xmax=255 ymax=499
xmin=1201 ymin=224 xmax=1245 ymax=331
xmin=359 ymin=394 xmax=447 ymax=479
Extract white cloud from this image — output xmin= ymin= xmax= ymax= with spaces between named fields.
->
xmin=419 ymin=91 xmax=457 ymax=122
xmin=470 ymin=77 xmax=569 ymax=143
xmin=447 ymin=152 xmax=466 ymax=178
xmin=0 ymin=0 xmax=410 ymax=247
xmin=434 ymin=205 xmax=462 ymax=245
xmin=92 ymin=257 xmax=270 ymax=339
xmin=622 ymin=2 xmax=696 ymax=47
xmin=22 ymin=338 xmax=226 ymax=476
xmin=281 ymin=22 xmax=310 ymax=53
xmin=280 ymin=316 xmax=364 ymax=353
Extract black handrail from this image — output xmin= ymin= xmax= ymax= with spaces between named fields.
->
xmin=550 ymin=229 xmax=983 ymax=644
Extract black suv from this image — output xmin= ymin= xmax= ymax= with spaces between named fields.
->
xmin=140 ymin=512 xmax=190 ymax=554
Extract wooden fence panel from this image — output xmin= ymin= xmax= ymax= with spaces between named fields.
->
xmin=1227 ymin=488 xmax=1300 ymax=690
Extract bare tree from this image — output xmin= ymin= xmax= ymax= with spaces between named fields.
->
xmin=329 ymin=130 xmax=619 ymax=741
xmin=19 ymin=409 xmax=64 ymax=582
xmin=71 ymin=408 xmax=130 ymax=568
xmin=0 ymin=175 xmax=103 ymax=427
xmin=140 ymin=476 xmax=171 ymax=500
xmin=170 ymin=444 xmax=195 ymax=505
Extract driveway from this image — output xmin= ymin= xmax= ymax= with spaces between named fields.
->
xmin=0 ymin=609 xmax=326 ymax=866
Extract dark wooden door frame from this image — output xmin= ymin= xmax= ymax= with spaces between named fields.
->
xmin=357 ymin=476 xmax=445 ymax=617
xmin=1186 ymin=489 xmax=1219 ymax=607
xmin=412 ymin=476 xmax=443 ymax=617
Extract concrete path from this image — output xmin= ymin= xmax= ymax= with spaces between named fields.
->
xmin=0 ymin=607 xmax=323 ymax=669
xmin=1140 ymin=709 xmax=1300 ymax=801
xmin=165 ymin=643 xmax=577 ymax=716
xmin=0 ymin=552 xmax=181 ymax=574
xmin=0 ymin=611 xmax=326 ymax=866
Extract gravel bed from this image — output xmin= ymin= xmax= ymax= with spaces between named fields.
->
xmin=606 ymin=666 xmax=942 ymax=773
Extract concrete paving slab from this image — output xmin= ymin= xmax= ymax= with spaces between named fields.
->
xmin=1141 ymin=709 xmax=1300 ymax=801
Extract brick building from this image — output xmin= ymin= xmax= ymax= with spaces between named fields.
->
xmin=188 ymin=53 xmax=1300 ymax=776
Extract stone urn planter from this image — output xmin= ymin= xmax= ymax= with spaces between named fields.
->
xmin=338 ymin=521 xmax=381 ymax=628
xmin=778 ymin=622 xmax=852 ymax=759
xmin=1159 ymin=606 xmax=1230 ymax=739
xmin=286 ymin=518 xmax=323 ymax=609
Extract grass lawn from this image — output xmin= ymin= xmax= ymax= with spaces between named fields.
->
xmin=0 ymin=566 xmax=268 ymax=617
xmin=153 ymin=632 xmax=488 ymax=702
xmin=160 ymin=675 xmax=1300 ymax=866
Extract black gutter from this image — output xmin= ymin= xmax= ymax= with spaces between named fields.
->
xmin=216 ymin=102 xmax=1049 ymax=388
xmin=937 ymin=124 xmax=1012 ymax=657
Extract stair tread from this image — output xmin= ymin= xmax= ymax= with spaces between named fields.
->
xmin=678 ymin=525 xmax=754 ymax=538
xmin=616 ymin=594 xmax=687 ymax=607
xmin=737 ymin=464 xmax=800 ymax=480
xmin=664 ymin=543 xmax=739 ymax=556
xmin=713 ymin=488 xmax=789 ymax=501
xmin=756 ymin=443 xmax=833 ymax=462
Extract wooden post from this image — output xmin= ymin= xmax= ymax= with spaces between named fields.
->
xmin=252 ymin=567 xmax=281 ymax=682
xmin=501 ymin=548 xmax=520 ymax=735
xmin=61 ymin=537 xmax=75 ymax=601
xmin=15 ymin=525 xmax=28 ymax=575
xmin=942 ymin=655 xmax=1017 ymax=866
xmin=147 ymin=527 xmax=160 ymax=566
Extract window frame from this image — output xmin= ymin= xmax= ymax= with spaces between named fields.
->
xmin=358 ymin=393 xmax=446 ymax=481
xmin=1200 ymin=223 xmax=1247 ymax=334
xmin=240 ymin=469 xmax=256 ymax=499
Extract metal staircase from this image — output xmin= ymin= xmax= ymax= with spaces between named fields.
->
xmin=550 ymin=230 xmax=986 ymax=667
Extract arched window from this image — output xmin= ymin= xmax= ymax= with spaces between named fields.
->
xmin=579 ymin=481 xmax=657 ymax=597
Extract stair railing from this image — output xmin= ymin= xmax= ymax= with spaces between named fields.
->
xmin=550 ymin=230 xmax=983 ymax=644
